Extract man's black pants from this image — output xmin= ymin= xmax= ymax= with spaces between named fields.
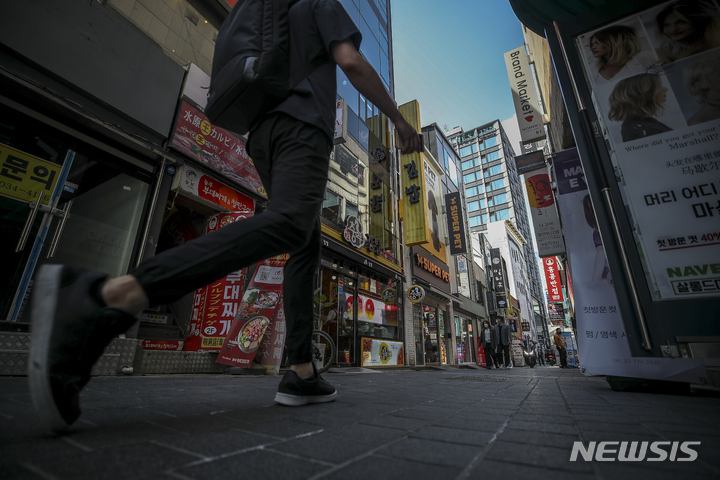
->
xmin=496 ymin=344 xmax=510 ymax=367
xmin=132 ymin=113 xmax=332 ymax=365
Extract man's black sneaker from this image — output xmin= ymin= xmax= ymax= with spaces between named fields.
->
xmin=274 ymin=365 xmax=337 ymax=406
xmin=29 ymin=265 xmax=137 ymax=433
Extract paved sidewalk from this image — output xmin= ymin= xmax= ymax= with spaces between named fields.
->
xmin=1 ymin=366 xmax=719 ymax=480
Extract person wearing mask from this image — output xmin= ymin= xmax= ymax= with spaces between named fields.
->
xmin=480 ymin=321 xmax=498 ymax=369
xmin=554 ymin=328 xmax=568 ymax=368
xmin=493 ymin=318 xmax=511 ymax=369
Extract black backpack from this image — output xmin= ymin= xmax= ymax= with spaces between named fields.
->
xmin=205 ymin=0 xmax=326 ymax=135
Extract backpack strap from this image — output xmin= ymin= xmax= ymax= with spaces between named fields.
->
xmin=288 ymin=53 xmax=329 ymax=89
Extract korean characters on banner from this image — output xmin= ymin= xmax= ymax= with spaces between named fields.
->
xmin=0 ymin=144 xmax=60 ymax=205
xmin=543 ymin=257 xmax=565 ymax=302
xmin=574 ymin=0 xmax=720 ymax=300
xmin=184 ymin=212 xmax=254 ymax=351
xmin=256 ymin=305 xmax=286 ymax=375
xmin=444 ymin=192 xmax=468 ymax=255
xmin=398 ymin=101 xmax=428 ymax=246
xmin=525 ymin=170 xmax=566 ymax=256
xmin=171 ymin=101 xmax=266 ymax=198
xmin=553 ymin=148 xmax=705 ymax=380
xmin=490 ymin=248 xmax=508 ymax=309
xmin=216 ymin=254 xmax=289 ymax=368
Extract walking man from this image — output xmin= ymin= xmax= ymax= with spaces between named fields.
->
xmin=554 ymin=328 xmax=568 ymax=368
xmin=493 ymin=318 xmax=511 ymax=369
xmin=28 ymin=0 xmax=422 ymax=433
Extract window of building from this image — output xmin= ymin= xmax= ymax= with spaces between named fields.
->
xmin=488 ymin=193 xmax=507 ymax=206
xmin=490 ymin=208 xmax=510 ymax=222
xmin=484 ymin=135 xmax=498 ymax=148
xmin=459 ymin=144 xmax=477 ymax=158
xmin=468 ymin=201 xmax=480 ymax=212
xmin=322 ymin=190 xmax=341 ymax=224
xmin=463 ymin=172 xmax=477 ymax=184
xmin=486 ymin=150 xmax=501 ymax=162
xmin=461 ymin=159 xmax=476 ymax=170
xmin=480 ymin=213 xmax=488 ymax=224
xmin=489 ymin=178 xmax=505 ymax=191
xmin=466 ymin=186 xmax=477 ymax=197
xmin=483 ymin=164 xmax=502 ymax=178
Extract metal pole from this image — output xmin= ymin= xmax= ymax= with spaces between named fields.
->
xmin=552 ymin=21 xmax=653 ymax=351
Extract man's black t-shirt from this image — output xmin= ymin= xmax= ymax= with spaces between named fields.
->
xmin=267 ymin=0 xmax=361 ymax=140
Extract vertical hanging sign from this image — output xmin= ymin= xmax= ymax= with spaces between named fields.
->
xmin=543 ymin=256 xmax=564 ymax=303
xmin=399 ymin=100 xmax=428 ymax=246
xmin=490 ymin=248 xmax=507 ymax=309
xmin=504 ymin=47 xmax=545 ymax=144
xmin=444 ymin=191 xmax=468 ymax=255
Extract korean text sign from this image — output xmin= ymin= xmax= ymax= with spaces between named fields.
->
xmin=171 ymin=101 xmax=266 ymax=198
xmin=0 ymin=144 xmax=60 ymax=205
xmin=543 ymin=256 xmax=565 ymax=302
xmin=216 ymin=254 xmax=289 ymax=367
xmin=398 ymin=101 xmax=428 ymax=246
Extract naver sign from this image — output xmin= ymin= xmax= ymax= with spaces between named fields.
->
xmin=570 ymin=441 xmax=700 ymax=462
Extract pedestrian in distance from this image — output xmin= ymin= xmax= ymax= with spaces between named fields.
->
xmin=554 ymin=328 xmax=569 ymax=368
xmin=480 ymin=320 xmax=498 ymax=369
xmin=28 ymin=0 xmax=422 ymax=433
xmin=493 ymin=318 xmax=511 ymax=369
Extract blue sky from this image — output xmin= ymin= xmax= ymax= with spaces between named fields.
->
xmin=391 ymin=0 xmax=525 ymax=132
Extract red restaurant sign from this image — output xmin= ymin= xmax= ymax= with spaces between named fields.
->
xmin=171 ymin=101 xmax=266 ymax=198
xmin=544 ymin=256 xmax=565 ymax=303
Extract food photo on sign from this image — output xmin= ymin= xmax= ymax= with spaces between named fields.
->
xmin=216 ymin=255 xmax=289 ymax=367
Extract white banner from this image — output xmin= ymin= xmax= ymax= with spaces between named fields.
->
xmin=554 ymin=149 xmax=705 ymax=381
xmin=504 ymin=47 xmax=545 ymax=144
xmin=524 ymin=167 xmax=566 ymax=256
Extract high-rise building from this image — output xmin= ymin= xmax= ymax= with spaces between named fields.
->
xmin=446 ymin=121 xmax=545 ymax=338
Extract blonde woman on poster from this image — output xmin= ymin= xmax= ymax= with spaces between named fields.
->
xmin=608 ymin=73 xmax=673 ymax=141
xmin=683 ymin=57 xmax=720 ymax=125
xmin=589 ymin=25 xmax=649 ymax=85
xmin=654 ymin=0 xmax=720 ymax=62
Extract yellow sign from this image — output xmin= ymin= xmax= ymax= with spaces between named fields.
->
xmin=398 ymin=100 xmax=427 ymax=246
xmin=0 ymin=144 xmax=61 ymax=205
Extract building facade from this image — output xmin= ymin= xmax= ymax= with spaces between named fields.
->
xmin=446 ymin=121 xmax=546 ymax=342
xmin=0 ymin=0 xmax=413 ymax=374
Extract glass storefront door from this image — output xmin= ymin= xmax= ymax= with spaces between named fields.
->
xmin=0 ymin=103 xmax=153 ymax=322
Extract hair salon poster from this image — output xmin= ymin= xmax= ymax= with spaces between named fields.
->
xmin=554 ymin=149 xmax=704 ymax=380
xmin=575 ymin=0 xmax=720 ymax=300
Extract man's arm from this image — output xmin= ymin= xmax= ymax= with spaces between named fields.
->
xmin=330 ymin=38 xmax=421 ymax=154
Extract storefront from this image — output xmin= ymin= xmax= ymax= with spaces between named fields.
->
xmin=411 ymin=247 xmax=453 ymax=366
xmin=317 ymin=228 xmax=405 ymax=368
xmin=453 ymin=297 xmax=486 ymax=365
xmin=0 ymin=102 xmax=155 ymax=325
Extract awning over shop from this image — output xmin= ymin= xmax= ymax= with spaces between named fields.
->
xmin=508 ymin=0 xmax=608 ymax=36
